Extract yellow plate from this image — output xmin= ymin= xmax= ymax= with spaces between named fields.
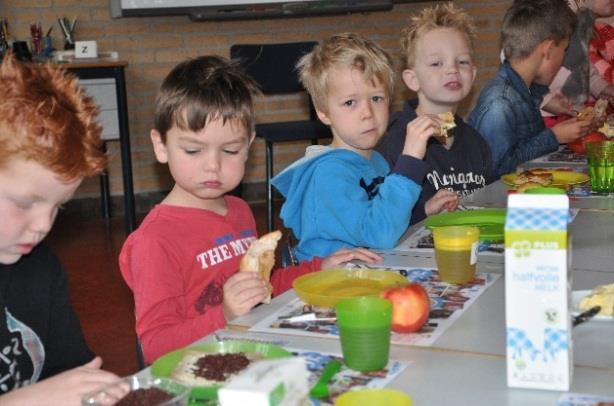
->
xmin=501 ymin=170 xmax=589 ymax=187
xmin=335 ymin=389 xmax=412 ymax=406
xmin=293 ymin=268 xmax=407 ymax=308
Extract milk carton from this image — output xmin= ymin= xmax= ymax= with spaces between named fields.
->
xmin=218 ymin=357 xmax=310 ymax=406
xmin=505 ymin=194 xmax=572 ymax=390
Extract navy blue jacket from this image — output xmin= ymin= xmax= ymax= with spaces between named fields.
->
xmin=468 ymin=62 xmax=559 ymax=178
xmin=377 ymin=100 xmax=493 ymax=224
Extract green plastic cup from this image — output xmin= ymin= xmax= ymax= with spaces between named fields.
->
xmin=335 ymin=297 xmax=392 ymax=372
xmin=586 ymin=141 xmax=614 ymax=194
xmin=523 ymin=186 xmax=566 ymax=194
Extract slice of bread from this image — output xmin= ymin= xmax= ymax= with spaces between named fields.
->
xmin=432 ymin=112 xmax=456 ymax=144
xmin=171 ymin=351 xmax=253 ymax=386
xmin=239 ymin=230 xmax=282 ymax=304
xmin=593 ymin=98 xmax=609 ymax=125
xmin=438 ymin=112 xmax=456 ymax=137
xmin=514 ymin=170 xmax=553 ymax=186
xmin=577 ymin=106 xmax=594 ymax=122
xmin=171 ymin=351 xmax=216 ymax=386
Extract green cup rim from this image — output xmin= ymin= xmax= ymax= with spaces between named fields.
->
xmin=335 ymin=297 xmax=392 ymax=328
xmin=523 ymin=186 xmax=566 ymax=194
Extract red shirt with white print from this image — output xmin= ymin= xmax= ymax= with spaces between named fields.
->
xmin=119 ymin=196 xmax=321 ymax=364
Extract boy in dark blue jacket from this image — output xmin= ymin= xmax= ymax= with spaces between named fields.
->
xmin=377 ymin=3 xmax=493 ymax=224
xmin=468 ymin=0 xmax=590 ymax=178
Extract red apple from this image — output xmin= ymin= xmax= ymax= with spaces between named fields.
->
xmin=568 ymin=131 xmax=606 ymax=155
xmin=381 ymin=283 xmax=430 ymax=333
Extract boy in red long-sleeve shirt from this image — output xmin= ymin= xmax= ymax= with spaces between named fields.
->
xmin=119 ymin=56 xmax=379 ymax=364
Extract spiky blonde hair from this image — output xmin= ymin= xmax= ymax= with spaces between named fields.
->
xmin=401 ymin=2 xmax=476 ymax=69
xmin=297 ymin=33 xmax=394 ymax=112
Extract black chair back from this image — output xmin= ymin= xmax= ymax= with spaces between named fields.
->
xmin=230 ymin=41 xmax=331 ymax=232
xmin=230 ymin=41 xmax=317 ymax=95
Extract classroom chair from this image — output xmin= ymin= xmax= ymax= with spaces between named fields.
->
xmin=230 ymin=41 xmax=332 ymax=232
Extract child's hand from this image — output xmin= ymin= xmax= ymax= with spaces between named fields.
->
xmin=223 ymin=272 xmax=269 ymax=320
xmin=0 ymin=357 xmax=120 ymax=406
xmin=425 ymin=189 xmax=459 ymax=216
xmin=402 ymin=115 xmax=441 ymax=159
xmin=542 ymin=94 xmax=574 ymax=116
xmin=552 ymin=118 xmax=592 ymax=143
xmin=321 ymin=248 xmax=382 ymax=269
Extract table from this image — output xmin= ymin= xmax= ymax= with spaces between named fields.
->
xmin=376 ymin=209 xmax=614 ymax=275
xmin=461 ymin=180 xmax=614 ymax=211
xmin=230 ymin=268 xmax=614 ymax=370
xmin=139 ymin=327 xmax=614 ymax=405
xmin=221 ymin=207 xmax=614 ymax=403
xmin=63 ymin=59 xmax=136 ymax=233
xmin=520 ymin=146 xmax=587 ymax=170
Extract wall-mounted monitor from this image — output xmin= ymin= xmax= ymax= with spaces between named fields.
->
xmin=110 ymin=0 xmax=393 ymax=21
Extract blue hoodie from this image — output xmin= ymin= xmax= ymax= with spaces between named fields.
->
xmin=272 ymin=146 xmax=427 ymax=261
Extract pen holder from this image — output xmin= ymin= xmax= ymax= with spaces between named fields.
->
xmin=12 ymin=41 xmax=32 ymax=61
xmin=42 ymin=37 xmax=53 ymax=58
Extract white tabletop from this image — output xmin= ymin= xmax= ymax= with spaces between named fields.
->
xmin=377 ymin=210 xmax=614 ymax=274
xmin=139 ymin=327 xmax=614 ymax=406
xmin=230 ymin=267 xmax=614 ymax=370
xmin=461 ymin=180 xmax=614 ymax=211
xmin=520 ymin=147 xmax=587 ymax=169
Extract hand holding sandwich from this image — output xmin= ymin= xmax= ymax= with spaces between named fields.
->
xmin=223 ymin=271 xmax=270 ymax=321
xmin=402 ymin=112 xmax=456 ymax=159
xmin=552 ymin=117 xmax=591 ymax=144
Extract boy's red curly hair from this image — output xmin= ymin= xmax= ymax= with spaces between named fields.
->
xmin=0 ymin=52 xmax=106 ymax=181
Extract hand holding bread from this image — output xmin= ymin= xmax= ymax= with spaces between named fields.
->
xmin=577 ymin=98 xmax=609 ymax=130
xmin=239 ymin=230 xmax=282 ymax=304
xmin=223 ymin=231 xmax=282 ymax=320
xmin=403 ymin=114 xmax=451 ymax=159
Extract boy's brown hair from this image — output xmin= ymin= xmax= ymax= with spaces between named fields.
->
xmin=296 ymin=33 xmax=394 ymax=112
xmin=154 ymin=55 xmax=260 ymax=142
xmin=0 ymin=53 xmax=106 ymax=181
xmin=401 ymin=2 xmax=477 ymax=69
xmin=502 ymin=0 xmax=576 ymax=61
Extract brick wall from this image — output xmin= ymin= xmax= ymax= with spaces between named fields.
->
xmin=0 ymin=0 xmax=512 ymax=204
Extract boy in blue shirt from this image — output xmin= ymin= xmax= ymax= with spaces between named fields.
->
xmin=272 ymin=33 xmax=458 ymax=261
xmin=377 ymin=3 xmax=493 ymax=224
xmin=468 ymin=0 xmax=591 ymax=178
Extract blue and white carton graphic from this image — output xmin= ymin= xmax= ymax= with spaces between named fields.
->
xmin=505 ymin=194 xmax=572 ymax=390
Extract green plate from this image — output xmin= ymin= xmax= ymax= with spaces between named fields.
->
xmin=150 ymin=341 xmax=293 ymax=400
xmin=425 ymin=208 xmax=506 ymax=242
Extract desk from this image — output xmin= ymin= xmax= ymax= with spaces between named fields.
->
xmin=462 ymin=180 xmax=614 ymax=211
xmin=377 ymin=210 xmax=614 ymax=274
xmin=138 ymin=328 xmax=614 ymax=406
xmin=230 ymin=267 xmax=614 ymax=370
xmin=63 ymin=60 xmax=136 ymax=233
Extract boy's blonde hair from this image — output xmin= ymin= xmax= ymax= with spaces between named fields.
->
xmin=501 ymin=0 xmax=575 ymax=61
xmin=297 ymin=33 xmax=394 ymax=112
xmin=0 ymin=53 xmax=106 ymax=181
xmin=401 ymin=2 xmax=476 ymax=69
